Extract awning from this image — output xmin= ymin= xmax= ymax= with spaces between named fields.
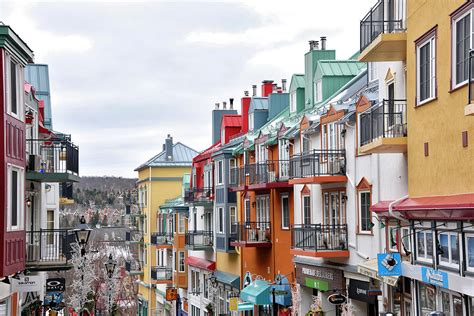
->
xmin=214 ymin=270 xmax=240 ymax=288
xmin=271 ymin=275 xmax=292 ymax=306
xmin=240 ymin=280 xmax=271 ymax=305
xmin=357 ymin=259 xmax=398 ymax=287
xmin=185 ymin=257 xmax=216 ymax=271
xmin=232 ymin=144 xmax=244 ymax=156
xmin=237 ymin=303 xmax=254 ymax=311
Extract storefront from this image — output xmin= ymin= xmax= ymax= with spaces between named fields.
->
xmin=240 ymin=279 xmax=272 ymax=316
xmin=347 ymin=279 xmax=378 ymax=316
xmin=295 ymin=262 xmax=345 ymax=316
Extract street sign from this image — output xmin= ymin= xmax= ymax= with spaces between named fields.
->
xmin=166 ymin=288 xmax=178 ymax=301
xmin=327 ymin=293 xmax=347 ymax=305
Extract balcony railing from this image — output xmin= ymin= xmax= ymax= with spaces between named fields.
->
xmin=291 ymin=224 xmax=348 ymax=252
xmin=26 ymin=138 xmax=79 ymax=176
xmin=231 ymin=222 xmax=271 ymax=245
xmin=126 ymin=230 xmax=143 ymax=243
xmin=360 ymin=99 xmax=407 ymax=146
xmin=26 ymin=229 xmax=72 ymax=267
xmin=151 ymin=266 xmax=173 ymax=281
xmin=229 ymin=160 xmax=290 ymax=188
xmin=184 ymin=187 xmax=213 ymax=204
xmin=360 ymin=0 xmax=406 ymax=52
xmin=185 ymin=230 xmax=213 ymax=248
xmin=151 ymin=232 xmax=174 ymax=245
xmin=125 ymin=260 xmax=144 ymax=274
xmin=289 ymin=150 xmax=346 ymax=179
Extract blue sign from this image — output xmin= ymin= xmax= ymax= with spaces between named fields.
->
xmin=377 ymin=253 xmax=402 ymax=277
xmin=421 ymin=267 xmax=449 ymax=288
xmin=44 ymin=291 xmax=64 ymax=310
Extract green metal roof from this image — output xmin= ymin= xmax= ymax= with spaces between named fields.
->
xmin=292 ymin=74 xmax=305 ymax=89
xmin=317 ymin=60 xmax=365 ymax=77
xmin=159 ymin=196 xmax=187 ymax=212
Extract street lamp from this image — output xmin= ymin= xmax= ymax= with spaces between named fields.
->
xmin=105 ymin=254 xmax=116 ymax=278
xmin=74 ymin=215 xmax=92 ymax=256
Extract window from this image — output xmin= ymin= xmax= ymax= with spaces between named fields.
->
xmin=416 ymin=230 xmax=434 ymax=262
xmin=438 ymin=232 xmax=459 ymax=267
xmin=401 ymin=227 xmax=411 ymax=254
xmin=229 ymin=206 xmax=237 ymax=233
xmin=249 ymin=113 xmax=254 ymax=131
xmin=256 ymin=195 xmax=270 ymax=227
xmin=441 ymin=290 xmax=463 ymax=316
xmin=322 ymin=122 xmax=342 ymax=152
xmin=191 ymin=305 xmax=201 ymax=316
xmin=322 ymin=191 xmax=345 ymax=225
xmin=358 ymin=191 xmax=371 ymax=233
xmin=218 ymin=207 xmax=224 ymax=233
xmin=217 ymin=160 xmax=223 ymax=185
xmin=178 ymin=251 xmax=185 ymax=272
xmin=47 ymin=210 xmax=55 ymax=245
xmin=419 ymin=283 xmax=436 ymax=315
xmin=203 ymin=273 xmax=209 ymax=299
xmin=302 ymin=135 xmax=310 ymax=154
xmin=453 ymin=10 xmax=472 ymax=87
xmin=257 ymin=144 xmax=267 ymax=163
xmin=244 ymin=199 xmax=250 ymax=227
xmin=302 ymin=195 xmax=311 ymax=225
xmin=229 ymin=159 xmax=236 ymax=184
xmin=191 ymin=270 xmax=200 ymax=293
xmin=6 ymin=54 xmax=23 ymax=118
xmin=416 ymin=33 xmax=436 ymax=104
xmin=368 ymin=62 xmax=377 ymax=82
xmin=281 ymin=195 xmax=289 ymax=229
xmin=466 ymin=234 xmax=474 ymax=272
xmin=290 ymin=91 xmax=297 ymax=112
xmin=178 ymin=214 xmax=185 ymax=233
xmin=314 ymin=79 xmax=322 ymax=103
xmin=8 ymin=166 xmax=23 ymax=230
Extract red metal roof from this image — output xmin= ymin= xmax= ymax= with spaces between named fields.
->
xmin=222 ymin=114 xmax=242 ymax=127
xmin=185 ymin=256 xmax=216 ymax=271
xmin=193 ymin=141 xmax=221 ymax=163
xmin=371 ymin=193 xmax=474 ymax=220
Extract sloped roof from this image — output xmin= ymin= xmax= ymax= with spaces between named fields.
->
xmin=222 ymin=114 xmax=242 ymax=127
xmin=249 ymin=97 xmax=268 ymax=112
xmin=317 ymin=60 xmax=366 ymax=77
xmin=135 ymin=142 xmax=199 ymax=171
xmin=291 ymin=74 xmax=305 ymax=89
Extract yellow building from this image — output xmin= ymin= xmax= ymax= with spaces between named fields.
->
xmin=133 ymin=135 xmax=198 ymax=316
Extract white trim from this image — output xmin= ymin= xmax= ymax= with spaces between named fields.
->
xmin=7 ymin=164 xmax=24 ymax=231
xmin=217 ymin=207 xmax=224 ymax=233
xmin=216 ymin=160 xmax=223 ymax=185
xmin=229 ymin=206 xmax=237 ymax=233
xmin=281 ymin=194 xmax=290 ymax=229
xmin=465 ymin=233 xmax=474 ymax=273
xmin=452 ymin=9 xmax=473 ymax=89
xmin=438 ymin=231 xmax=461 ymax=269
xmin=416 ymin=33 xmax=436 ymax=105
xmin=416 ymin=229 xmax=434 ymax=263
xmin=302 ymin=194 xmax=311 ymax=225
xmin=5 ymin=53 xmax=24 ymax=121
xmin=178 ymin=251 xmax=185 ymax=273
xmin=358 ymin=190 xmax=372 ymax=234
xmin=290 ymin=91 xmax=297 ymax=113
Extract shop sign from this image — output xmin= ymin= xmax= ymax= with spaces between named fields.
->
xmin=46 ymin=278 xmax=65 ymax=292
xmin=12 ymin=275 xmax=42 ymax=292
xmin=327 ymin=293 xmax=347 ymax=305
xmin=421 ymin=267 xmax=449 ymax=288
xmin=166 ymin=288 xmax=178 ymax=301
xmin=295 ymin=263 xmax=344 ymax=292
xmin=229 ymin=297 xmax=238 ymax=311
xmin=377 ymin=253 xmax=402 ymax=277
xmin=348 ymin=279 xmax=377 ymax=304
xmin=44 ymin=292 xmax=64 ymax=310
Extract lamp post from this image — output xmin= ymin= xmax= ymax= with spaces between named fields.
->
xmin=73 ymin=215 xmax=92 ymax=316
xmin=105 ymin=254 xmax=116 ymax=315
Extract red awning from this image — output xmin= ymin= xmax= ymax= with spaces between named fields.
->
xmin=185 ymin=256 xmax=216 ymax=271
xmin=370 ymin=194 xmax=474 ymax=220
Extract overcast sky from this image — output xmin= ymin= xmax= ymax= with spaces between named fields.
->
xmin=1 ymin=0 xmax=372 ymax=178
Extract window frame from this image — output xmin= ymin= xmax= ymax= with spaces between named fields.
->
xmin=217 ymin=160 xmax=223 ymax=185
xmin=218 ymin=207 xmax=224 ymax=233
xmin=358 ymin=191 xmax=372 ymax=234
xmin=7 ymin=165 xmax=24 ymax=231
xmin=416 ymin=31 xmax=436 ymax=105
xmin=290 ymin=91 xmax=297 ymax=113
xmin=437 ymin=231 xmax=460 ymax=269
xmin=244 ymin=199 xmax=250 ymax=227
xmin=229 ymin=158 xmax=236 ymax=183
xmin=465 ymin=233 xmax=474 ymax=272
xmin=178 ymin=251 xmax=185 ymax=273
xmin=281 ymin=194 xmax=290 ymax=230
xmin=302 ymin=194 xmax=311 ymax=225
xmin=178 ymin=214 xmax=185 ymax=233
xmin=452 ymin=9 xmax=473 ymax=89
xmin=314 ymin=79 xmax=322 ymax=103
xmin=229 ymin=206 xmax=237 ymax=233
xmin=368 ymin=62 xmax=377 ymax=82
xmin=416 ymin=229 xmax=434 ymax=263
xmin=5 ymin=53 xmax=24 ymax=120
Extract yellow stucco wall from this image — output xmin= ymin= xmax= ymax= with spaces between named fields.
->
xmin=406 ymin=0 xmax=474 ymax=197
xmin=136 ymin=166 xmax=191 ymax=314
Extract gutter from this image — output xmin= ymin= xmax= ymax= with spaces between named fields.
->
xmin=389 ymin=195 xmax=409 ymax=223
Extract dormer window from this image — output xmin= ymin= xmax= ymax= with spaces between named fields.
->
xmin=248 ymin=113 xmax=254 ymax=131
xmin=314 ymin=80 xmax=323 ymax=103
xmin=290 ymin=91 xmax=297 ymax=113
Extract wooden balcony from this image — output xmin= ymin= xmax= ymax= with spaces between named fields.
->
xmin=359 ymin=99 xmax=407 ymax=154
xmin=288 ymin=150 xmax=347 ymax=184
xmin=230 ymin=222 xmax=272 ymax=248
xmin=290 ymin=224 xmax=349 ymax=258
xmin=359 ymin=0 xmax=406 ymax=62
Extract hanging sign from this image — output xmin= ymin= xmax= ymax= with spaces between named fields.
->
xmin=229 ymin=297 xmax=238 ymax=311
xmin=327 ymin=293 xmax=347 ymax=305
xmin=46 ymin=278 xmax=66 ymax=292
xmin=421 ymin=267 xmax=449 ymax=288
xmin=377 ymin=253 xmax=402 ymax=277
xmin=166 ymin=288 xmax=178 ymax=301
xmin=11 ymin=275 xmax=42 ymax=292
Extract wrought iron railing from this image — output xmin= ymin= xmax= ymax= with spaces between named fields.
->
xmin=359 ymin=99 xmax=407 ymax=146
xmin=151 ymin=266 xmax=173 ymax=281
xmin=126 ymin=230 xmax=143 ymax=243
xmin=229 ymin=160 xmax=290 ymax=188
xmin=231 ymin=222 xmax=271 ymax=243
xmin=185 ymin=230 xmax=213 ymax=247
xmin=26 ymin=229 xmax=71 ymax=264
xmin=360 ymin=0 xmax=406 ymax=51
xmin=26 ymin=138 xmax=79 ymax=175
xmin=289 ymin=150 xmax=346 ymax=178
xmin=150 ymin=232 xmax=174 ymax=245
xmin=291 ymin=224 xmax=348 ymax=252
xmin=184 ymin=187 xmax=213 ymax=204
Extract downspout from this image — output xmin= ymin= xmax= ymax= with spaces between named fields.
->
xmin=389 ymin=194 xmax=409 ymax=223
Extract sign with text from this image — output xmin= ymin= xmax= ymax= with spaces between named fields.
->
xmin=295 ymin=263 xmax=343 ymax=292
xmin=348 ymin=279 xmax=378 ymax=304
xmin=377 ymin=253 xmax=402 ymax=277
xmin=46 ymin=278 xmax=66 ymax=292
xmin=421 ymin=267 xmax=449 ymax=288
xmin=12 ymin=276 xmax=42 ymax=292
xmin=327 ymin=293 xmax=347 ymax=305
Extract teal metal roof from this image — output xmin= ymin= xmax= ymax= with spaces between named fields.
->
xmin=292 ymin=74 xmax=305 ymax=89
xmin=317 ymin=60 xmax=366 ymax=77
xmin=249 ymin=97 xmax=268 ymax=112
xmin=240 ymin=280 xmax=271 ymax=305
xmin=159 ymin=196 xmax=188 ymax=212
xmin=214 ymin=270 xmax=240 ymax=288
xmin=135 ymin=142 xmax=199 ymax=170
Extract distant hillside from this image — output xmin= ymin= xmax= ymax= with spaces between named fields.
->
xmin=76 ymin=176 xmax=137 ymax=191
xmin=74 ymin=176 xmax=137 ymax=207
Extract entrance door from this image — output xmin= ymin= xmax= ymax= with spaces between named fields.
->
xmin=387 ymin=82 xmax=395 ymax=128
xmin=323 ymin=191 xmax=345 ymax=250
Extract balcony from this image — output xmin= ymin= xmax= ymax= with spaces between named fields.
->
xmin=126 ymin=230 xmax=143 ymax=244
xmin=230 ymin=222 xmax=272 ymax=248
xmin=151 ymin=232 xmax=174 ymax=248
xmin=185 ymin=230 xmax=213 ymax=250
xmin=125 ymin=260 xmax=144 ymax=275
xmin=359 ymin=0 xmax=406 ymax=62
xmin=359 ymin=99 xmax=407 ymax=154
xmin=466 ymin=50 xmax=474 ymax=116
xmin=26 ymin=138 xmax=79 ymax=182
xmin=26 ymin=229 xmax=73 ymax=271
xmin=151 ymin=266 xmax=173 ymax=284
xmin=290 ymin=224 xmax=349 ymax=258
xmin=229 ymin=160 xmax=291 ymax=191
xmin=184 ymin=187 xmax=213 ymax=205
xmin=289 ymin=150 xmax=347 ymax=184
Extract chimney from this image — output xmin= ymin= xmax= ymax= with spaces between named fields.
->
xmin=252 ymin=85 xmax=257 ymax=96
xmin=272 ymin=83 xmax=278 ymax=93
xmin=241 ymin=91 xmax=251 ymax=133
xmin=223 ymin=101 xmax=227 ymax=109
xmin=165 ymin=134 xmax=173 ymax=161
xmin=244 ymin=91 xmax=249 ymax=97
xmin=321 ymin=36 xmax=327 ymax=50
xmin=309 ymin=40 xmax=319 ymax=51
xmin=215 ymin=102 xmax=220 ymax=109
xmin=229 ymin=98 xmax=234 ymax=109
xmin=282 ymin=79 xmax=287 ymax=92
xmin=262 ymin=80 xmax=274 ymax=97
